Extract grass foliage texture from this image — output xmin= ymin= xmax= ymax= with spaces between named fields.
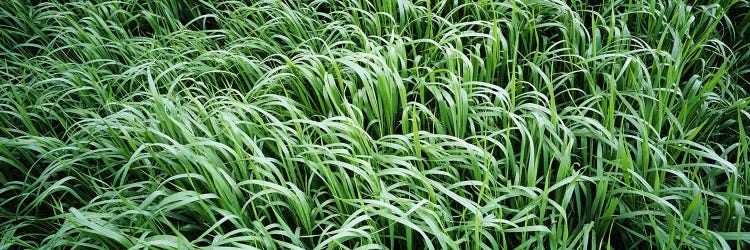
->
xmin=1 ymin=0 xmax=750 ymax=249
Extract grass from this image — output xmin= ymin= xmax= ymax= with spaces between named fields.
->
xmin=0 ymin=0 xmax=749 ymax=249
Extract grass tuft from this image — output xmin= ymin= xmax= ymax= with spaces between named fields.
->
xmin=1 ymin=0 xmax=749 ymax=249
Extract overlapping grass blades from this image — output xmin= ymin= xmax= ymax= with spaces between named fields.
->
xmin=1 ymin=0 xmax=749 ymax=249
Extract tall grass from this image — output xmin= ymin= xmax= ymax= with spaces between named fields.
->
xmin=1 ymin=0 xmax=749 ymax=249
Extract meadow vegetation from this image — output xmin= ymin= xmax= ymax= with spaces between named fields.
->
xmin=1 ymin=0 xmax=750 ymax=249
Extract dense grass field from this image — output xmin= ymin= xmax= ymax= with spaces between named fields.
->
xmin=1 ymin=0 xmax=750 ymax=249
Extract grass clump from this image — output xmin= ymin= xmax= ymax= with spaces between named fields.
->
xmin=1 ymin=0 xmax=749 ymax=249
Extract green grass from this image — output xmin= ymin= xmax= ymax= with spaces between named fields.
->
xmin=1 ymin=0 xmax=749 ymax=249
